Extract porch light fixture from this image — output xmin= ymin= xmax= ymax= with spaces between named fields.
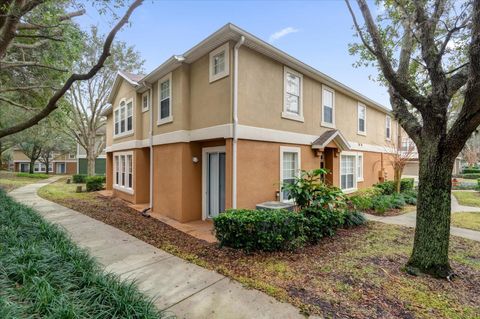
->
xmin=192 ymin=156 xmax=199 ymax=163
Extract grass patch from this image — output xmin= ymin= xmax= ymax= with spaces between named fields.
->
xmin=38 ymin=179 xmax=480 ymax=318
xmin=0 ymin=189 xmax=167 ymax=318
xmin=0 ymin=171 xmax=46 ymax=192
xmin=453 ymin=191 xmax=480 ymax=207
xmin=37 ymin=177 xmax=94 ymax=201
xmin=452 ymin=212 xmax=480 ymax=231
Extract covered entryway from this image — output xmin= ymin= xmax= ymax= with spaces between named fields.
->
xmin=56 ymin=162 xmax=66 ymax=174
xmin=202 ymin=146 xmax=226 ymax=219
xmin=20 ymin=163 xmax=29 ymax=172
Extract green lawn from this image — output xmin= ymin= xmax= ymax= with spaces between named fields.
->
xmin=0 ymin=189 xmax=168 ymax=318
xmin=452 ymin=191 xmax=480 ymax=207
xmin=452 ymin=212 xmax=480 ymax=231
xmin=37 ymin=177 xmax=94 ymax=201
xmin=0 ymin=171 xmax=50 ymax=192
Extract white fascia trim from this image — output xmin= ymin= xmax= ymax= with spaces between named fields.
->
xmin=106 ymin=139 xmax=149 ymax=152
xmin=76 ymin=155 xmax=107 ymax=159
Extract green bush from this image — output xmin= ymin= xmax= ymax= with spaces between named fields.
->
xmin=16 ymin=172 xmax=49 ymax=179
xmin=374 ymin=181 xmax=396 ymax=195
xmin=342 ymin=211 xmax=367 ymax=228
xmin=461 ymin=173 xmax=480 ymax=179
xmin=86 ymin=176 xmax=104 ymax=192
xmin=301 ymin=207 xmax=345 ymax=243
xmin=390 ymin=193 xmax=406 ymax=208
xmin=462 ymin=168 xmax=480 ymax=174
xmin=400 ymin=178 xmax=415 ymax=192
xmin=213 ymin=209 xmax=308 ymax=252
xmin=402 ymin=190 xmax=418 ymax=205
xmin=371 ymin=195 xmax=394 ymax=213
xmin=72 ymin=174 xmax=87 ymax=183
xmin=350 ymin=195 xmax=373 ymax=211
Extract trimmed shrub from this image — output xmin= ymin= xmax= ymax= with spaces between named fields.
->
xmin=400 ymin=178 xmax=415 ymax=192
xmin=213 ymin=209 xmax=308 ymax=252
xmin=390 ymin=193 xmax=406 ymax=208
xmin=462 ymin=168 xmax=480 ymax=174
xmin=16 ymin=172 xmax=49 ymax=179
xmin=86 ymin=176 xmax=104 ymax=192
xmin=301 ymin=207 xmax=345 ymax=243
xmin=371 ymin=195 xmax=394 ymax=214
xmin=72 ymin=174 xmax=87 ymax=183
xmin=342 ymin=211 xmax=367 ymax=228
xmin=461 ymin=173 xmax=480 ymax=179
xmin=374 ymin=181 xmax=396 ymax=195
xmin=350 ymin=195 xmax=373 ymax=211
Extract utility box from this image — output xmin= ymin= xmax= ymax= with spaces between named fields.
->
xmin=256 ymin=201 xmax=295 ymax=211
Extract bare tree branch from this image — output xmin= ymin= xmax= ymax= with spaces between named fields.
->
xmin=0 ymin=0 xmax=144 ymax=138
xmin=17 ymin=9 xmax=85 ymax=30
xmin=0 ymin=60 xmax=68 ymax=72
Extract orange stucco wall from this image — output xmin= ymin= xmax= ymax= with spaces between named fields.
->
xmin=106 ymin=152 xmax=113 ymax=190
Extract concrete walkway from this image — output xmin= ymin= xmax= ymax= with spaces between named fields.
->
xmin=8 ymin=179 xmax=306 ymax=319
xmin=365 ymin=194 xmax=480 ymax=242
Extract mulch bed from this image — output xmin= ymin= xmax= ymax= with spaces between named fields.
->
xmin=47 ymin=193 xmax=480 ymax=319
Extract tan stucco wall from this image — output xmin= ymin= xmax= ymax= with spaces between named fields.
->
xmin=12 ymin=150 xmax=29 ymax=161
xmin=237 ymin=46 xmax=396 ymax=146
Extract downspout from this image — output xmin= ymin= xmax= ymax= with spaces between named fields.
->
xmin=232 ymin=36 xmax=245 ymax=209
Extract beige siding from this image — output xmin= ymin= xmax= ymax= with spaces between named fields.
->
xmin=237 ymin=46 xmax=396 ymax=146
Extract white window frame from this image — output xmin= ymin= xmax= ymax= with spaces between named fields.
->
xmin=141 ymin=91 xmax=150 ymax=112
xmin=385 ymin=115 xmax=392 ymax=141
xmin=209 ymin=43 xmax=230 ymax=83
xmin=357 ymin=152 xmax=364 ymax=182
xmin=113 ymin=151 xmax=134 ymax=194
xmin=279 ymin=146 xmax=301 ymax=203
xmin=321 ymin=85 xmax=336 ymax=128
xmin=69 ymin=153 xmax=76 ymax=159
xmin=113 ymin=98 xmax=134 ymax=138
xmin=157 ymin=73 xmax=173 ymax=126
xmin=282 ymin=67 xmax=304 ymax=122
xmin=339 ymin=151 xmax=358 ymax=193
xmin=357 ymin=102 xmax=367 ymax=135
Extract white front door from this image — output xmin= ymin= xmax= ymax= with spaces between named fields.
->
xmin=56 ymin=163 xmax=65 ymax=174
xmin=203 ymin=146 xmax=226 ymax=219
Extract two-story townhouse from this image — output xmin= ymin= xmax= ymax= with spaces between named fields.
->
xmin=102 ymin=23 xmax=397 ymax=223
xmin=12 ymin=149 xmax=77 ymax=174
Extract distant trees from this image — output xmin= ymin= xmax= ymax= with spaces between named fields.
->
xmin=461 ymin=135 xmax=480 ymax=167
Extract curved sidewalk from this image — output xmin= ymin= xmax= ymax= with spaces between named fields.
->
xmin=365 ymin=194 xmax=480 ymax=242
xmin=8 ymin=178 xmax=307 ymax=319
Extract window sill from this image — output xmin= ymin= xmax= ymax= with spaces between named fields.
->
xmin=209 ymin=72 xmax=229 ymax=83
xmin=357 ymin=131 xmax=367 ymax=136
xmin=357 ymin=178 xmax=364 ymax=182
xmin=113 ymin=131 xmax=134 ymax=140
xmin=113 ymin=185 xmax=134 ymax=195
xmin=281 ymin=112 xmax=304 ymax=122
xmin=321 ymin=122 xmax=335 ymax=129
xmin=341 ymin=188 xmax=357 ymax=194
xmin=157 ymin=116 xmax=173 ymax=126
xmin=142 ymin=107 xmax=149 ymax=113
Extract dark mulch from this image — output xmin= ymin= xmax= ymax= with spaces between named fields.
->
xmin=42 ymin=191 xmax=480 ymax=319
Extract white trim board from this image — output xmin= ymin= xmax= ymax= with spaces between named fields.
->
xmin=106 ymin=124 xmax=393 ymax=154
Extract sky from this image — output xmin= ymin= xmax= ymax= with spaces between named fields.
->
xmin=75 ymin=0 xmax=390 ymax=107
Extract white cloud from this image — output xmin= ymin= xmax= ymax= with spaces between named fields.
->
xmin=268 ymin=27 xmax=299 ymax=43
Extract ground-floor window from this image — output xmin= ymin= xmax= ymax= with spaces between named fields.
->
xmin=114 ymin=152 xmax=134 ymax=193
xmin=340 ymin=154 xmax=356 ymax=191
xmin=280 ymin=146 xmax=301 ymax=202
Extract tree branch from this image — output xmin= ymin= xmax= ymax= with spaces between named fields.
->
xmin=0 ymin=0 xmax=144 ymax=138
xmin=0 ymin=60 xmax=68 ymax=72
xmin=17 ymin=9 xmax=85 ymax=30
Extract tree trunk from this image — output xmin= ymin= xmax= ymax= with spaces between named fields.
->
xmin=87 ymin=154 xmax=96 ymax=176
xmin=29 ymin=159 xmax=35 ymax=174
xmin=394 ymin=167 xmax=402 ymax=193
xmin=407 ymin=147 xmax=454 ymax=278
xmin=45 ymin=158 xmax=49 ymax=175
xmin=0 ymin=140 xmax=3 ymax=168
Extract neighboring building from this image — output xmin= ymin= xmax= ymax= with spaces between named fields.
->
xmin=12 ymin=149 xmax=77 ymax=174
xmin=400 ymin=137 xmax=462 ymax=179
xmin=102 ymin=23 xmax=397 ymax=223
xmin=76 ymin=145 xmax=106 ymax=175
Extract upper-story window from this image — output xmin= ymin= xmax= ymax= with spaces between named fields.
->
xmin=385 ymin=115 xmax=392 ymax=140
xmin=282 ymin=67 xmax=304 ymax=122
xmin=357 ymin=103 xmax=366 ymax=135
xmin=68 ymin=154 xmax=75 ymax=159
xmin=322 ymin=85 xmax=335 ymax=128
xmin=209 ymin=43 xmax=230 ymax=82
xmin=158 ymin=73 xmax=173 ymax=125
xmin=114 ymin=99 xmax=133 ymax=137
xmin=142 ymin=91 xmax=149 ymax=112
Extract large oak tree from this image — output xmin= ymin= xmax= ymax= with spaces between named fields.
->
xmin=346 ymin=0 xmax=480 ymax=277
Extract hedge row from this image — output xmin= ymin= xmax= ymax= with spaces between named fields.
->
xmin=460 ymin=173 xmax=480 ymax=179
xmin=213 ymin=208 xmax=365 ymax=252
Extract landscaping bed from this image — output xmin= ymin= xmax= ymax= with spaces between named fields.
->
xmin=39 ymin=179 xmax=480 ymax=319
xmin=0 ymin=189 xmax=166 ymax=318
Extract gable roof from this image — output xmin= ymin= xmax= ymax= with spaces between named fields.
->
xmin=104 ymin=23 xmax=391 ymax=116
xmin=311 ymin=129 xmax=350 ymax=150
